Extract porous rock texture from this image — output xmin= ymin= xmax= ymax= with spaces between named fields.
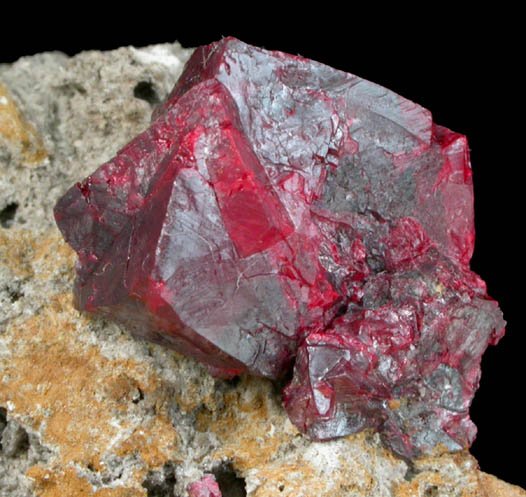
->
xmin=0 ymin=43 xmax=523 ymax=497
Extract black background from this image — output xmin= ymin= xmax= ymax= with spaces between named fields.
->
xmin=1 ymin=7 xmax=522 ymax=489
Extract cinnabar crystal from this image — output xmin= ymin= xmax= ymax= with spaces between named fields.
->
xmin=54 ymin=37 xmax=505 ymax=458
xmin=188 ymin=475 xmax=222 ymax=497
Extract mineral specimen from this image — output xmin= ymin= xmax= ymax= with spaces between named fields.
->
xmin=54 ymin=37 xmax=505 ymax=458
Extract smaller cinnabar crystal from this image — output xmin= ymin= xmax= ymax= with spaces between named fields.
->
xmin=283 ymin=228 xmax=504 ymax=458
xmin=54 ymin=37 xmax=505 ymax=458
xmin=187 ymin=475 xmax=222 ymax=497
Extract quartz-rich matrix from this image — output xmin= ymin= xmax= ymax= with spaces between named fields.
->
xmin=54 ymin=37 xmax=505 ymax=459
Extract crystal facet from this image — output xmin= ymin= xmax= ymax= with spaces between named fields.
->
xmin=54 ymin=37 xmax=505 ymax=457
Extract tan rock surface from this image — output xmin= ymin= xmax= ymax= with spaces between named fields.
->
xmin=1 ymin=44 xmax=523 ymax=497
xmin=0 ymin=84 xmax=47 ymax=166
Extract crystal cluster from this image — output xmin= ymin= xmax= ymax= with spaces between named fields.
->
xmin=54 ymin=37 xmax=505 ymax=458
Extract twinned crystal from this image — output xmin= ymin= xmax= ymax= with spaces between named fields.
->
xmin=54 ymin=37 xmax=505 ymax=458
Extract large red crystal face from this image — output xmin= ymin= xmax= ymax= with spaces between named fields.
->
xmin=54 ymin=37 xmax=505 ymax=458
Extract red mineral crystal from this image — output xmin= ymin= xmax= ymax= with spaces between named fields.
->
xmin=54 ymin=37 xmax=505 ymax=458
xmin=188 ymin=475 xmax=222 ymax=497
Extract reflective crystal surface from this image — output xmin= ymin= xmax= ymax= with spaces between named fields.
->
xmin=54 ymin=38 xmax=505 ymax=457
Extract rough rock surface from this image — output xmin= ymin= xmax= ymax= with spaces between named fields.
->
xmin=0 ymin=43 xmax=524 ymax=497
